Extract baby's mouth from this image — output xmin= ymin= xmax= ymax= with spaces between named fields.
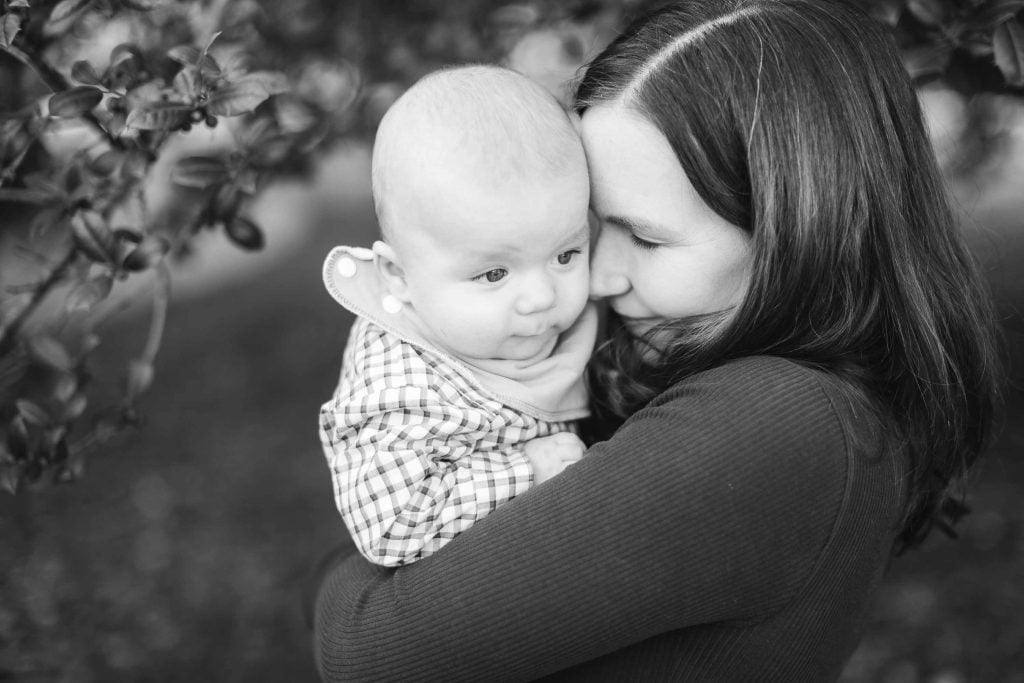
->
xmin=516 ymin=321 xmax=554 ymax=338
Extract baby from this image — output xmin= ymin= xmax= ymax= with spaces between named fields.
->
xmin=318 ymin=65 xmax=596 ymax=567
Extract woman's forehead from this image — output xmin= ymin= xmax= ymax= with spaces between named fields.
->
xmin=581 ymin=106 xmax=686 ymax=206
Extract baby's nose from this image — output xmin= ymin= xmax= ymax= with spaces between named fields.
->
xmin=515 ymin=275 xmax=557 ymax=315
xmin=589 ymin=230 xmax=631 ymax=298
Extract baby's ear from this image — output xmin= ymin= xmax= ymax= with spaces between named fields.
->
xmin=372 ymin=240 xmax=412 ymax=303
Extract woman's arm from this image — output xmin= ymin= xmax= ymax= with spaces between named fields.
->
xmin=314 ymin=358 xmax=849 ymax=681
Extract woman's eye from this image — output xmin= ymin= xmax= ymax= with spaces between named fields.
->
xmin=556 ymin=249 xmax=580 ymax=265
xmin=478 ymin=268 xmax=507 ymax=283
xmin=629 ymin=233 xmax=659 ymax=251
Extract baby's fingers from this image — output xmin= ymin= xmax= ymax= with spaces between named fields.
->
xmin=551 ymin=431 xmax=585 ymax=448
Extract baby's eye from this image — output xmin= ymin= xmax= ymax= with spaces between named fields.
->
xmin=476 ymin=268 xmax=507 ymax=283
xmin=557 ymin=249 xmax=581 ymax=265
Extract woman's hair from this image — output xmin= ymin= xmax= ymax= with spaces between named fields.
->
xmin=576 ymin=0 xmax=1000 ymax=553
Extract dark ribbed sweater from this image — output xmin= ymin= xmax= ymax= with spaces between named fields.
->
xmin=314 ymin=356 xmax=905 ymax=682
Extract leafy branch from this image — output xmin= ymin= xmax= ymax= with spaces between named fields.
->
xmin=0 ymin=0 xmax=340 ymax=494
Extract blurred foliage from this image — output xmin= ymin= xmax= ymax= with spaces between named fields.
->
xmin=0 ymin=0 xmax=1022 ymax=496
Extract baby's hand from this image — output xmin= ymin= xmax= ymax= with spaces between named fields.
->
xmin=524 ymin=432 xmax=585 ymax=485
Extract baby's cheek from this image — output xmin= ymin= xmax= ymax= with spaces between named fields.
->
xmin=446 ymin=307 xmax=503 ymax=347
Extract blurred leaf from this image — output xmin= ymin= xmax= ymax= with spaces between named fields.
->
xmin=238 ymin=71 xmax=290 ymax=96
xmin=126 ymin=101 xmax=193 ymax=130
xmin=27 ymin=335 xmax=74 ymax=371
xmin=0 ymin=346 xmax=29 ymax=403
xmin=28 ymin=206 xmax=66 ymax=239
xmin=16 ymin=399 xmax=51 ymax=426
xmin=112 ymin=227 xmax=142 ymax=244
xmin=110 ymin=43 xmax=141 ymax=68
xmin=61 ymin=394 xmax=86 ymax=420
xmin=902 ymin=41 xmax=954 ymax=79
xmin=66 ymin=271 xmax=113 ymax=312
xmin=49 ymin=86 xmax=104 ymax=117
xmin=49 ymin=0 xmax=89 ymax=23
xmin=173 ymin=66 xmax=202 ymax=101
xmin=207 ymin=77 xmax=283 ymax=117
xmin=235 ymin=168 xmax=257 ymax=194
xmin=125 ymin=359 xmax=153 ymax=400
xmin=52 ymin=372 xmax=77 ymax=402
xmin=1 ymin=12 xmax=21 ymax=49
xmin=71 ymin=210 xmax=116 ymax=263
xmin=203 ymin=30 xmax=223 ymax=54
xmin=121 ymin=150 xmax=149 ymax=180
xmin=225 ymin=216 xmax=264 ymax=250
xmin=972 ymin=0 xmax=1024 ymax=27
xmin=122 ymin=234 xmax=169 ymax=271
xmin=994 ymin=18 xmax=1024 ymax=85
xmin=235 ymin=115 xmax=276 ymax=148
xmin=868 ymin=0 xmax=905 ymax=25
xmin=87 ymin=149 xmax=125 ymax=176
xmin=907 ymin=0 xmax=948 ymax=25
xmin=0 ymin=188 xmax=51 ymax=203
xmin=212 ymin=183 xmax=239 ymax=219
xmin=490 ymin=4 xmax=541 ymax=31
xmin=7 ymin=415 xmax=28 ymax=460
xmin=170 ymin=155 xmax=229 ymax=189
xmin=961 ymin=30 xmax=995 ymax=57
xmin=248 ymin=134 xmax=291 ymax=166
xmin=0 ymin=463 xmax=20 ymax=495
xmin=274 ymin=95 xmax=319 ymax=133
xmin=166 ymin=44 xmax=199 ymax=64
xmin=63 ymin=164 xmax=82 ymax=194
xmin=71 ymin=60 xmax=102 ymax=85
xmin=24 ymin=171 xmax=63 ymax=196
xmin=167 ymin=45 xmax=221 ymax=76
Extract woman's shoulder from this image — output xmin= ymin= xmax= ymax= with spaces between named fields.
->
xmin=636 ymin=354 xmax=880 ymax=498
xmin=663 ymin=355 xmax=836 ymax=400
xmin=651 ymin=355 xmax=856 ymax=434
xmin=602 ymin=355 xmax=898 ymax=617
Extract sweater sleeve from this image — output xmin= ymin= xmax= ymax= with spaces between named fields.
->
xmin=313 ymin=357 xmax=850 ymax=682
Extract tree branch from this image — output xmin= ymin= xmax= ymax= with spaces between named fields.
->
xmin=0 ymin=247 xmax=78 ymax=355
xmin=0 ymin=43 xmax=128 ymax=151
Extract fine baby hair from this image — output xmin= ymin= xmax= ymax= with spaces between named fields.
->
xmin=371 ymin=64 xmax=585 ymax=246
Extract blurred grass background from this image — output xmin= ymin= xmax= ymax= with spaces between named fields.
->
xmin=2 ymin=73 xmax=1024 ymax=683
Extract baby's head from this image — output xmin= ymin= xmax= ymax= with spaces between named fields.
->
xmin=371 ymin=65 xmax=591 ymax=364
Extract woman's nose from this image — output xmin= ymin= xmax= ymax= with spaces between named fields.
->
xmin=515 ymin=274 xmax=557 ymax=315
xmin=589 ymin=226 xmax=631 ymax=299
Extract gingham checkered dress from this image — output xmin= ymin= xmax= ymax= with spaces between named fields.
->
xmin=319 ymin=246 xmax=593 ymax=567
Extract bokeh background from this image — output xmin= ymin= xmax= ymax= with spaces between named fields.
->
xmin=1 ymin=1 xmax=1022 ymax=681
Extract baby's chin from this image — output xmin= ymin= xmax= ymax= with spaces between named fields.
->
xmin=462 ymin=331 xmax=560 ymax=366
xmin=504 ymin=334 xmax=560 ymax=363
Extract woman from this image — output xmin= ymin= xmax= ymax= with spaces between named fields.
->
xmin=313 ymin=0 xmax=1000 ymax=679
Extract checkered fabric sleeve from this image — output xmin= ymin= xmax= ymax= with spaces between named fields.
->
xmin=319 ymin=318 xmax=549 ymax=567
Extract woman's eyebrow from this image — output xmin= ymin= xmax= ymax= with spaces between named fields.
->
xmin=606 ymin=215 xmax=674 ymax=238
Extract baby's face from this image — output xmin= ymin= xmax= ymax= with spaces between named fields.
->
xmin=392 ymin=165 xmax=591 ymax=364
